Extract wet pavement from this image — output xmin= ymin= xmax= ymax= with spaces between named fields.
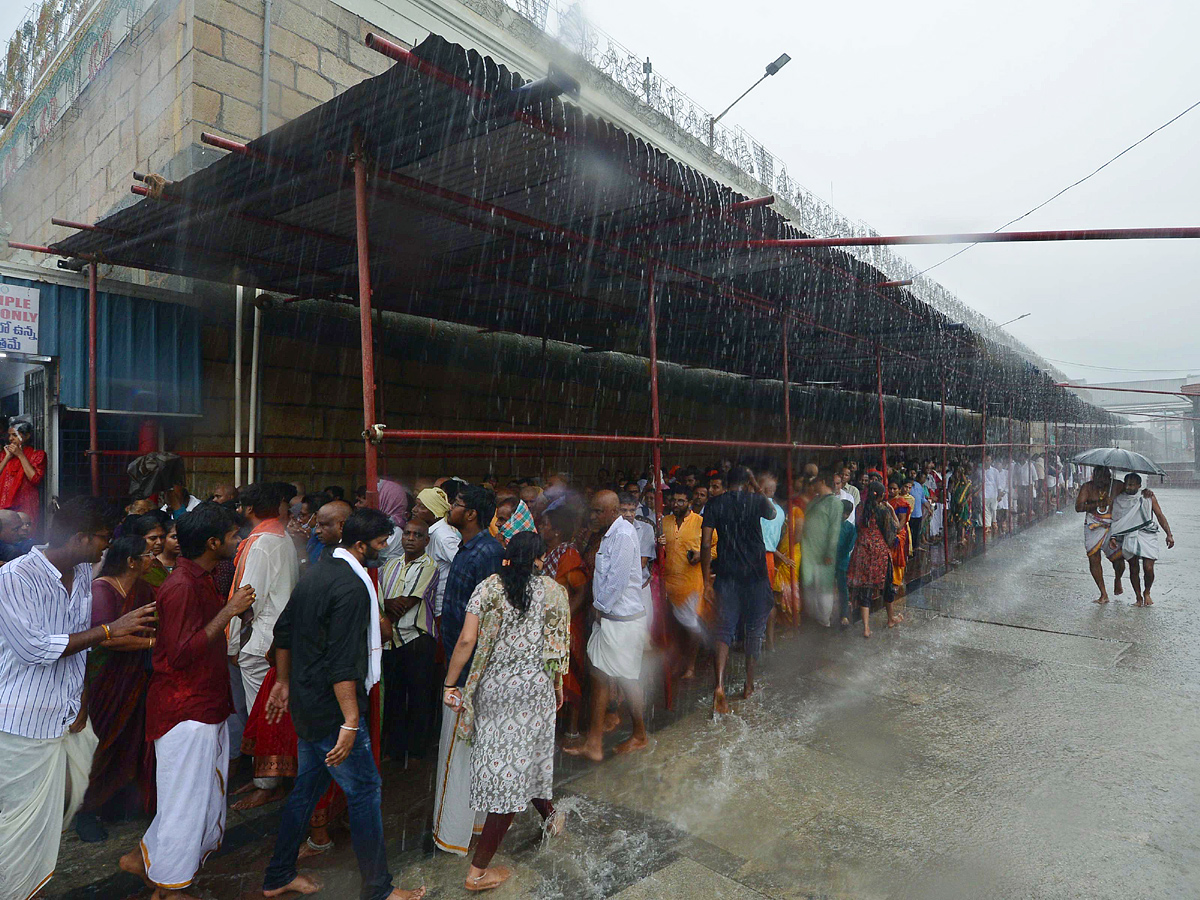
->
xmin=50 ymin=488 xmax=1199 ymax=899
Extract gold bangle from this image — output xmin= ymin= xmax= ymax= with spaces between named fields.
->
xmin=100 ymin=623 xmax=111 ymax=641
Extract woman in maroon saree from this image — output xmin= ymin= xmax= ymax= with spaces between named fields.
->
xmin=75 ymin=534 xmax=158 ymax=842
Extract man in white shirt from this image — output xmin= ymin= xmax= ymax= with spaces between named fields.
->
xmin=565 ymin=490 xmax=648 ymax=763
xmin=620 ymin=492 xmax=656 ymax=622
xmin=982 ymin=455 xmax=1003 ymax=536
xmin=840 ymin=468 xmax=859 ymax=511
xmin=0 ymin=498 xmax=155 ymax=900
xmin=997 ymin=457 xmax=1011 ymax=530
xmin=411 ymin=486 xmax=460 ymax=619
xmin=229 ymin=482 xmax=299 ymax=810
xmin=1012 ymin=452 xmax=1031 ymax=521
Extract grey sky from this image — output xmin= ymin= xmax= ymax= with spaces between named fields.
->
xmin=3 ymin=2 xmax=1196 ymax=383
xmin=580 ymin=0 xmax=1200 ymax=383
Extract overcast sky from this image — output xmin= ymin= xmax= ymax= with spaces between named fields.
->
xmin=576 ymin=0 xmax=1200 ymax=384
xmin=3 ymin=2 xmax=1197 ymax=384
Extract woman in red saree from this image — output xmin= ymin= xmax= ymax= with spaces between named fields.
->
xmin=74 ymin=535 xmax=158 ymax=842
xmin=886 ymin=479 xmax=912 ymax=617
xmin=0 ymin=421 xmax=46 ymax=528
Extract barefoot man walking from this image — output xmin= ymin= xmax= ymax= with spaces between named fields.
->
xmin=121 ymin=503 xmax=252 ymax=899
xmin=1075 ymin=466 xmax=1125 ymax=603
xmin=700 ymin=466 xmax=777 ymax=715
xmin=565 ymin=490 xmax=649 ymax=762
xmin=1106 ymin=473 xmax=1175 ymax=607
xmin=259 ymin=508 xmax=426 ymax=900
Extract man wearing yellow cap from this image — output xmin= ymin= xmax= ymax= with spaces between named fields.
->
xmin=410 ymin=487 xmax=461 ymax=624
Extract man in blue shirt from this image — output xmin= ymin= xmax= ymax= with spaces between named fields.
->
xmin=906 ymin=476 xmax=930 ymax=555
xmin=433 ymin=484 xmax=501 ymax=857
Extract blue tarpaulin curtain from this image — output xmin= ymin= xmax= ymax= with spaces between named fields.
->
xmin=0 ymin=276 xmax=202 ymax=414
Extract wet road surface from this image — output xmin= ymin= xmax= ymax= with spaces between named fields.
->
xmin=50 ymin=488 xmax=1199 ymax=899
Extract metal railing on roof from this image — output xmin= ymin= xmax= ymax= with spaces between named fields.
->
xmin=503 ymin=0 xmax=1066 ymax=381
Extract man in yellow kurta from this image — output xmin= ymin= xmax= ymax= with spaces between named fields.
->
xmin=662 ymin=487 xmax=705 ymax=679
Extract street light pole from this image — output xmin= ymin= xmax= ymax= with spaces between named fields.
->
xmin=708 ymin=52 xmax=791 ymax=146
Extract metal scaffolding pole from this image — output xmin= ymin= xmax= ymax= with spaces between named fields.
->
xmin=646 ymin=263 xmax=663 ymax=524
xmin=782 ymin=316 xmax=798 ymax=625
xmin=353 ymin=140 xmax=380 ymax=511
xmin=352 ymin=136 xmax=383 ymax=767
xmin=980 ymin=390 xmax=989 ymax=555
xmin=88 ymin=262 xmax=99 ymax=496
xmin=876 ymin=343 xmax=888 ymax=476
xmin=941 ymin=371 xmax=949 ymax=570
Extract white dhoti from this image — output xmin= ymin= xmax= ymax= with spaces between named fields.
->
xmin=928 ymin=504 xmax=944 ymax=538
xmin=141 ymin=720 xmax=229 ymax=890
xmin=432 ymin=708 xmax=483 ymax=856
xmin=671 ymin=593 xmax=706 ymax=636
xmin=587 ymin=614 xmax=648 ymax=681
xmin=0 ymin=725 xmax=96 ymax=900
xmin=1084 ymin=511 xmax=1111 ymax=558
xmin=1109 ymin=494 xmax=1159 ymax=561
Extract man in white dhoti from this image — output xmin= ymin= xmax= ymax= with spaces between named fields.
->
xmin=119 ymin=503 xmax=252 ymax=899
xmin=1107 ymin=473 xmax=1175 ymax=607
xmin=1075 ymin=466 xmax=1125 ymax=604
xmin=565 ymin=490 xmax=649 ymax=762
xmin=0 ymin=498 xmax=154 ymax=900
xmin=432 ymin=485 xmax=501 ymax=855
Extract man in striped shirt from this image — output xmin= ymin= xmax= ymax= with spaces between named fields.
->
xmin=0 ymin=497 xmax=156 ymax=900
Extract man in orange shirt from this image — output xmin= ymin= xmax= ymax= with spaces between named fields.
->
xmin=661 ymin=487 xmax=705 ymax=679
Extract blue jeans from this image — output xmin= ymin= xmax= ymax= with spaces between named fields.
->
xmin=262 ymin=716 xmax=393 ymax=900
xmin=712 ymin=574 xmax=774 ymax=658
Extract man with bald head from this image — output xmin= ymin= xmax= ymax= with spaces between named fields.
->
xmin=0 ymin=509 xmax=25 ymax=562
xmin=308 ymin=499 xmax=352 ymax=566
xmin=565 ymin=489 xmax=648 ymax=762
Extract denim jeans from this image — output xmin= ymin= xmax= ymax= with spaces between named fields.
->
xmin=262 ymin=716 xmax=393 ymax=900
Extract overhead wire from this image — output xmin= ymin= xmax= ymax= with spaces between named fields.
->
xmin=915 ymin=97 xmax=1200 ymax=277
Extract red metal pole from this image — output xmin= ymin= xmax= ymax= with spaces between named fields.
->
xmin=88 ymin=263 xmax=100 ymax=496
xmin=644 ymin=262 xmax=671 ymax=707
xmin=876 ymin=343 xmax=888 ymax=476
xmin=980 ymin=391 xmax=988 ymax=554
xmin=353 ymin=142 xmax=379 ymax=512
xmin=729 ymin=195 xmax=774 ymax=211
xmin=783 ymin=316 xmax=798 ymax=626
xmin=941 ymin=371 xmax=949 ymax=569
xmin=365 ymin=32 xmax=489 ymax=99
xmin=1043 ymin=415 xmax=1049 ymax=518
xmin=352 ymin=139 xmax=383 ymax=770
xmin=1007 ymin=401 xmax=1014 ymax=534
xmin=646 ymin=264 xmax=663 ymax=518
xmin=1056 ymin=383 xmax=1193 ymax=397
xmin=675 ymin=226 xmax=1200 ymax=251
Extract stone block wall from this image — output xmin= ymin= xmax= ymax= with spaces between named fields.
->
xmin=191 ymin=0 xmax=400 ymax=143
xmin=1 ymin=0 xmax=195 ymax=256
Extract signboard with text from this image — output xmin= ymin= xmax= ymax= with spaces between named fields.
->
xmin=0 ymin=283 xmax=40 ymax=354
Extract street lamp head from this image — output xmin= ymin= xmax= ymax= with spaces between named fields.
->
xmin=765 ymin=53 xmax=791 ymax=76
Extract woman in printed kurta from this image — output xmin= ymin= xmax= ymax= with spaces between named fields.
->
xmin=847 ymin=481 xmax=899 ymax=638
xmin=442 ymin=532 xmax=570 ymax=892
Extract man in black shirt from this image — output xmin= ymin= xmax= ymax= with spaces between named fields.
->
xmin=261 ymin=508 xmax=426 ymax=900
xmin=701 ymin=465 xmax=776 ymax=716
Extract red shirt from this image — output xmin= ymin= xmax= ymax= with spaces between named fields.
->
xmin=0 ymin=449 xmax=46 ymax=526
xmin=146 ymin=557 xmax=234 ymax=741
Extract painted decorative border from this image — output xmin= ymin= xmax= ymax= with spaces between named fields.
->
xmin=0 ymin=0 xmax=141 ymax=191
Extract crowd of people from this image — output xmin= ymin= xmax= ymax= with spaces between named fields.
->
xmin=0 ymin=446 xmax=1110 ymax=900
